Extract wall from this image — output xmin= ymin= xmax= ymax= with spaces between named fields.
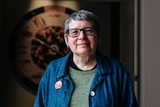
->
xmin=140 ymin=0 xmax=160 ymax=107
xmin=120 ymin=0 xmax=135 ymax=91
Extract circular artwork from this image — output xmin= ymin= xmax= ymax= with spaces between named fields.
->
xmin=9 ymin=5 xmax=75 ymax=94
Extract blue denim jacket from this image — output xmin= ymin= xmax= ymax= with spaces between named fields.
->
xmin=34 ymin=52 xmax=138 ymax=107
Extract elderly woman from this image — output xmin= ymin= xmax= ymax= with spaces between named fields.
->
xmin=34 ymin=9 xmax=138 ymax=107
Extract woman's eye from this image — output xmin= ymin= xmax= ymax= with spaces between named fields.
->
xmin=72 ymin=30 xmax=78 ymax=34
xmin=85 ymin=29 xmax=93 ymax=33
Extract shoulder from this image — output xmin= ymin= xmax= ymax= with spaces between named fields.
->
xmin=48 ymin=52 xmax=71 ymax=68
xmin=97 ymin=52 xmax=125 ymax=68
xmin=42 ymin=52 xmax=71 ymax=76
xmin=97 ymin=52 xmax=129 ymax=75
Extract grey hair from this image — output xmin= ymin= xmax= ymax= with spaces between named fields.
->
xmin=64 ymin=9 xmax=101 ymax=36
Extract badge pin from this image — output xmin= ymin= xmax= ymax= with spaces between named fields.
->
xmin=55 ymin=80 xmax=63 ymax=89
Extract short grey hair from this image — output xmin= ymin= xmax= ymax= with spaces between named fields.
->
xmin=64 ymin=9 xmax=101 ymax=36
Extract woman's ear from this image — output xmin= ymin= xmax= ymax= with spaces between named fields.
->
xmin=64 ymin=34 xmax=68 ymax=46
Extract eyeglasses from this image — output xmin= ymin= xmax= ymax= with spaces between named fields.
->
xmin=67 ymin=27 xmax=96 ymax=38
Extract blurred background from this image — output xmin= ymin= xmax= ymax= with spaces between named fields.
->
xmin=0 ymin=0 xmax=160 ymax=107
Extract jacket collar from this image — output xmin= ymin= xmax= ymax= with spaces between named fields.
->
xmin=96 ymin=51 xmax=112 ymax=75
xmin=56 ymin=51 xmax=112 ymax=79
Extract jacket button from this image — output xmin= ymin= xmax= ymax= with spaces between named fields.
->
xmin=90 ymin=91 xmax=95 ymax=96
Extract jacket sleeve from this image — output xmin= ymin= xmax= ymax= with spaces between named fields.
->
xmin=33 ymin=64 xmax=51 ymax=107
xmin=33 ymin=75 xmax=46 ymax=107
xmin=121 ymin=72 xmax=139 ymax=107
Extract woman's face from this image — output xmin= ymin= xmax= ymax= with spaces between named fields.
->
xmin=64 ymin=20 xmax=100 ymax=57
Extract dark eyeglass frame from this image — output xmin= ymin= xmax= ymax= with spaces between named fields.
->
xmin=66 ymin=27 xmax=97 ymax=38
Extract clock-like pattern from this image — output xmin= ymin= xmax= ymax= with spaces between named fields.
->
xmin=9 ymin=5 xmax=75 ymax=94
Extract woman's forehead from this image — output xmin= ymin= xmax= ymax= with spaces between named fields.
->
xmin=69 ymin=20 xmax=94 ymax=28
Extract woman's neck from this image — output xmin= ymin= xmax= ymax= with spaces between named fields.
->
xmin=73 ymin=54 xmax=97 ymax=71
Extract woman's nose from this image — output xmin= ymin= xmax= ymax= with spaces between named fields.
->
xmin=78 ymin=30 xmax=87 ymax=39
